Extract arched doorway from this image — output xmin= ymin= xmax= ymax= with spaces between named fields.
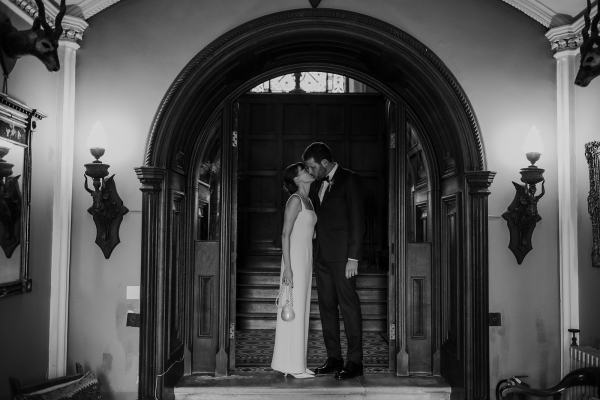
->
xmin=136 ymin=8 xmax=495 ymax=400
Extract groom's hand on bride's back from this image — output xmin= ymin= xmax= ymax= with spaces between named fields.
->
xmin=345 ymin=259 xmax=358 ymax=279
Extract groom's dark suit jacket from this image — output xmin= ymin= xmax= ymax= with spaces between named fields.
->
xmin=309 ymin=166 xmax=365 ymax=263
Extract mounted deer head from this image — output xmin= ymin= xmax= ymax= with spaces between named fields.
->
xmin=575 ymin=0 xmax=600 ymax=87
xmin=0 ymin=0 xmax=66 ymax=77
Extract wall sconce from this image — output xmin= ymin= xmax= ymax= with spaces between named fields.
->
xmin=0 ymin=144 xmax=21 ymax=258
xmin=502 ymin=126 xmax=545 ymax=264
xmin=84 ymin=122 xmax=128 ymax=259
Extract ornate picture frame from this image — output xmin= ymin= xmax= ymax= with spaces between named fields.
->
xmin=0 ymin=93 xmax=44 ymax=298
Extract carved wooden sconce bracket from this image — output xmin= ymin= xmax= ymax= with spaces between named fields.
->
xmin=502 ymin=157 xmax=545 ymax=264
xmin=84 ymin=151 xmax=128 ymax=259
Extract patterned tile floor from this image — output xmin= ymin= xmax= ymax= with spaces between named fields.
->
xmin=235 ymin=330 xmax=390 ymax=373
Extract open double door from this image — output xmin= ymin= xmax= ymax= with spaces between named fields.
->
xmin=190 ymin=93 xmax=436 ymax=377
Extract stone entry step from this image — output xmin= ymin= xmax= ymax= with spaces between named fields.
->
xmin=175 ymin=373 xmax=451 ymax=400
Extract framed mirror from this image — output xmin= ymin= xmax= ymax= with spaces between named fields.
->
xmin=0 ymin=93 xmax=44 ymax=298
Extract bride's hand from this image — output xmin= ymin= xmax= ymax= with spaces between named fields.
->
xmin=282 ymin=268 xmax=293 ymax=287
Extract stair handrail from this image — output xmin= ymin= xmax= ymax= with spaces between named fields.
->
xmin=495 ymin=367 xmax=600 ymax=399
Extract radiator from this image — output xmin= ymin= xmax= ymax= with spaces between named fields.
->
xmin=567 ymin=346 xmax=600 ymax=399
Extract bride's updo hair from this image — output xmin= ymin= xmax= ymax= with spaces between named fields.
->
xmin=283 ymin=162 xmax=306 ymax=195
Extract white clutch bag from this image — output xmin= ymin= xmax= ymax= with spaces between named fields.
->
xmin=275 ymin=283 xmax=295 ymax=322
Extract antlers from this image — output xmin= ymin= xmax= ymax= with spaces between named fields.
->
xmin=575 ymin=0 xmax=600 ymax=86
xmin=32 ymin=0 xmax=66 ymax=41
xmin=0 ymin=0 xmax=66 ymax=78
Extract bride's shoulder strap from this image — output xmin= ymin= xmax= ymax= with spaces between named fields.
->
xmin=286 ymin=193 xmax=304 ymax=210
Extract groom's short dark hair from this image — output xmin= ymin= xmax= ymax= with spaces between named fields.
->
xmin=302 ymin=142 xmax=333 ymax=163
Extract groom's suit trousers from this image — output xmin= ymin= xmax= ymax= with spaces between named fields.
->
xmin=316 ymin=259 xmax=363 ymax=364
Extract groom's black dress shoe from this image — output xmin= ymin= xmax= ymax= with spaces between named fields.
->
xmin=334 ymin=362 xmax=363 ymax=380
xmin=314 ymin=358 xmax=343 ymax=375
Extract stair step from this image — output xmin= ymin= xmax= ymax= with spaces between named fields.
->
xmin=237 ymin=285 xmax=387 ymax=300
xmin=175 ymin=374 xmax=451 ymax=400
xmin=239 ymin=256 xmax=282 ymax=270
xmin=238 ymin=272 xmax=388 ymax=287
xmin=236 ymin=314 xmax=386 ymax=331
xmin=237 ymin=298 xmax=386 ymax=315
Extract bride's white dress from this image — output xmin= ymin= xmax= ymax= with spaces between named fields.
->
xmin=271 ymin=194 xmax=317 ymax=374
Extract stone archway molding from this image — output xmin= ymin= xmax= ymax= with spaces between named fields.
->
xmin=141 ymin=8 xmax=486 ymax=172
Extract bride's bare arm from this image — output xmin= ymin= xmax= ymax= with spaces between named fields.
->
xmin=281 ymin=196 xmax=301 ymax=286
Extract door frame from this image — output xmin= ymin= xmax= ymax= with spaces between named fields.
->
xmin=136 ymin=8 xmax=495 ymax=400
xmin=230 ymin=93 xmax=401 ymax=372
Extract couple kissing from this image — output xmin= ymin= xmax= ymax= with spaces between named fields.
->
xmin=271 ymin=141 xmax=365 ymax=381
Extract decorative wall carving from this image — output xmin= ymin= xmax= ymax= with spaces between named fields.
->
xmin=585 ymin=141 xmax=600 ymax=268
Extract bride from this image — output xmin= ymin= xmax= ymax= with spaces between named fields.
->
xmin=271 ymin=162 xmax=317 ymax=378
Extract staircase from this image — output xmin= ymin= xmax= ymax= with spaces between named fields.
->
xmin=236 ymin=268 xmax=388 ymax=331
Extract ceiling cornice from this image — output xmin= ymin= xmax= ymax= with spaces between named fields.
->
xmin=500 ymin=0 xmax=571 ymax=27
xmin=545 ymin=7 xmax=597 ymax=52
xmin=501 ymin=0 xmax=555 ymax=27
xmin=1 ymin=0 xmax=123 ymax=20
xmin=76 ymin=0 xmax=122 ymax=20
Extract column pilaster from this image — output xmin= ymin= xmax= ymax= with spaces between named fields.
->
xmin=465 ymin=171 xmax=495 ymax=400
xmin=554 ymin=47 xmax=580 ymax=376
xmin=135 ymin=167 xmax=168 ymax=400
xmin=47 ymin=26 xmax=86 ymax=378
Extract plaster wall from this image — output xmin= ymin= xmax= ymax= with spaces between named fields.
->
xmin=0 ymin=6 xmax=61 ymax=399
xmin=70 ymin=0 xmax=560 ymax=398
xmin=575 ymin=74 xmax=600 ymax=349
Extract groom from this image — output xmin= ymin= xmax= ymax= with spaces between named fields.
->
xmin=302 ymin=142 xmax=365 ymax=380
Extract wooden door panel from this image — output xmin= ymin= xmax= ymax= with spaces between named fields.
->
xmin=320 ymin=140 xmax=345 ymax=159
xmin=192 ymin=241 xmax=220 ymax=373
xmin=238 ymin=175 xmax=279 ymax=208
xmin=167 ymin=191 xmax=185 ymax=357
xmin=351 ymin=104 xmax=381 ymax=135
xmin=246 ymin=211 xmax=279 ymax=250
xmin=349 ymin=140 xmax=386 ymax=172
xmin=282 ymin=140 xmax=312 ymax=165
xmin=441 ymin=194 xmax=463 ymax=386
xmin=246 ymin=140 xmax=279 ymax=170
xmin=407 ymin=242 xmax=432 ymax=374
xmin=283 ymin=104 xmax=311 ymax=134
xmin=248 ymin=103 xmax=280 ymax=134
xmin=315 ymin=104 xmax=345 ymax=134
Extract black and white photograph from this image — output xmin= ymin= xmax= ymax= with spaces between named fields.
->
xmin=0 ymin=1 xmax=599 ymax=399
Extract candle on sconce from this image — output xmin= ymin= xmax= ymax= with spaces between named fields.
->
xmin=522 ymin=125 xmax=544 ymax=166
xmin=87 ymin=121 xmax=109 ymax=161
